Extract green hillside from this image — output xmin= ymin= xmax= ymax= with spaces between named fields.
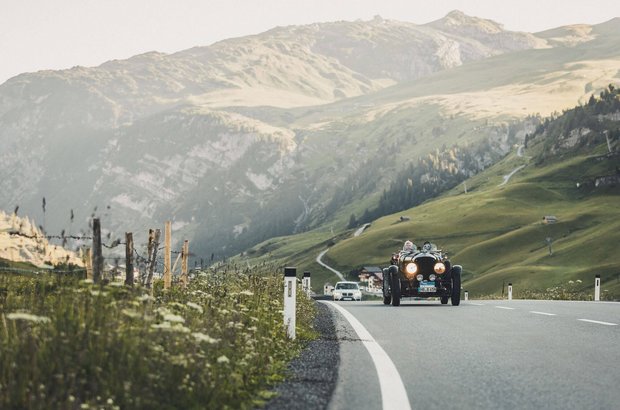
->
xmin=326 ymin=151 xmax=620 ymax=298
xmin=235 ymin=89 xmax=620 ymax=299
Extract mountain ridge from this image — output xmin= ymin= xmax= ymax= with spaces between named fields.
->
xmin=1 ymin=11 xmax=620 ymax=265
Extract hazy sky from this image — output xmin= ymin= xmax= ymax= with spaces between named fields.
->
xmin=2 ymin=0 xmax=619 ymax=85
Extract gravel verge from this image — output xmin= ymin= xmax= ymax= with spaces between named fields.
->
xmin=261 ymin=301 xmax=339 ymax=410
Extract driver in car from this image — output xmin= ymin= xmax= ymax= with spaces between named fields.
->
xmin=391 ymin=240 xmax=415 ymax=264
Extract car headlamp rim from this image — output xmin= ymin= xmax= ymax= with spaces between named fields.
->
xmin=434 ymin=262 xmax=446 ymax=274
xmin=405 ymin=263 xmax=418 ymax=275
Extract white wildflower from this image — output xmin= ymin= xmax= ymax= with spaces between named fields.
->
xmin=81 ymin=279 xmax=94 ymax=285
xmin=186 ymin=302 xmax=204 ymax=313
xmin=576 ymin=279 xmax=582 ymax=283
xmin=122 ymin=309 xmax=141 ymax=319
xmin=108 ymin=281 xmax=123 ymax=287
xmin=171 ymin=324 xmax=191 ymax=333
xmin=163 ymin=314 xmax=185 ymax=323
xmin=151 ymin=322 xmax=190 ymax=333
xmin=217 ymin=355 xmax=230 ymax=364
xmin=239 ymin=290 xmax=254 ymax=296
xmin=6 ymin=312 xmax=51 ymax=324
xmin=192 ymin=332 xmax=219 ymax=344
xmin=151 ymin=322 xmax=172 ymax=330
xmin=137 ymin=294 xmax=153 ymax=302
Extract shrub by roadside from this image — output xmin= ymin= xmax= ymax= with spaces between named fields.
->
xmin=0 ymin=268 xmax=316 ymax=409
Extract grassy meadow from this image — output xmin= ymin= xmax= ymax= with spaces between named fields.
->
xmin=0 ymin=268 xmax=316 ymax=409
xmin=236 ymin=140 xmax=620 ymax=300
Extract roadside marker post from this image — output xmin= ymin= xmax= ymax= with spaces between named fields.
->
xmin=303 ymin=271 xmax=311 ymax=296
xmin=464 ymin=291 xmax=469 ymax=301
xmin=595 ymin=275 xmax=601 ymax=301
xmin=284 ymin=267 xmax=297 ymax=340
xmin=508 ymin=283 xmax=513 ymax=301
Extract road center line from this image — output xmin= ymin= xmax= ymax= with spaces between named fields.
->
xmin=578 ymin=319 xmax=618 ymax=326
xmin=530 ymin=311 xmax=557 ymax=316
xmin=322 ymin=301 xmax=412 ymax=410
xmin=495 ymin=306 xmax=515 ymax=310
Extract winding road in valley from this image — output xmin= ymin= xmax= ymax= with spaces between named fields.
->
xmin=498 ymin=145 xmax=526 ymax=186
xmin=316 ymin=249 xmax=345 ymax=281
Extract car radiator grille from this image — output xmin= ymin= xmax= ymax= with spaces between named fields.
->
xmin=416 ymin=257 xmax=436 ymax=274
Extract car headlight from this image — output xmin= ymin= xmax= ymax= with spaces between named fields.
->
xmin=416 ymin=274 xmax=424 ymax=282
xmin=434 ymin=262 xmax=446 ymax=274
xmin=405 ymin=263 xmax=417 ymax=275
xmin=429 ymin=274 xmax=436 ymax=281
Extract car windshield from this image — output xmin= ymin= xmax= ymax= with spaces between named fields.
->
xmin=336 ymin=283 xmax=358 ymax=290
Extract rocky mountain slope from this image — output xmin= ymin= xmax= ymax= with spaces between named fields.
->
xmin=1 ymin=11 xmax=619 ymax=263
xmin=0 ymin=210 xmax=83 ymax=267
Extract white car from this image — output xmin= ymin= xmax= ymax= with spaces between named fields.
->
xmin=332 ymin=281 xmax=362 ymax=301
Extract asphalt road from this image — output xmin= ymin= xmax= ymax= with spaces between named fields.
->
xmin=323 ymin=299 xmax=620 ymax=410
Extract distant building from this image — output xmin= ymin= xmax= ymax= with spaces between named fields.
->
xmin=595 ymin=173 xmax=620 ymax=187
xmin=358 ymin=266 xmax=383 ymax=292
xmin=542 ymin=216 xmax=558 ymax=224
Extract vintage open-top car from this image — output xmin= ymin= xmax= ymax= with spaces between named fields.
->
xmin=382 ymin=241 xmax=462 ymax=306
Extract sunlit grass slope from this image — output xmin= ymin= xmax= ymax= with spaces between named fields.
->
xmin=325 ymin=146 xmax=620 ymax=298
xmin=238 ymin=142 xmax=619 ymax=299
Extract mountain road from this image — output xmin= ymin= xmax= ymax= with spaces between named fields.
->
xmin=323 ymin=299 xmax=620 ymax=410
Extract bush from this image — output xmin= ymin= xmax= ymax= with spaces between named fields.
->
xmin=0 ymin=268 xmax=316 ymax=409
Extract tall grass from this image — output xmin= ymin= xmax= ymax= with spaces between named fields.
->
xmin=0 ymin=268 xmax=316 ymax=409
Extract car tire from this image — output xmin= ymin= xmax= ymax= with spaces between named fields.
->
xmin=382 ymin=268 xmax=392 ymax=305
xmin=451 ymin=265 xmax=462 ymax=306
xmin=390 ymin=266 xmax=401 ymax=307
xmin=440 ymin=296 xmax=449 ymax=305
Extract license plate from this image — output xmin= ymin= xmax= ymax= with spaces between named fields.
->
xmin=419 ymin=281 xmax=436 ymax=293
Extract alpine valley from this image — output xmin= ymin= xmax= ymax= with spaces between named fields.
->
xmin=1 ymin=11 xmax=619 ymax=293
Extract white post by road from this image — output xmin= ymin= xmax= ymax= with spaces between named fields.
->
xmin=508 ymin=283 xmax=513 ymax=301
xmin=303 ymin=271 xmax=311 ymax=296
xmin=464 ymin=291 xmax=469 ymax=301
xmin=595 ymin=275 xmax=601 ymax=301
xmin=284 ymin=267 xmax=297 ymax=339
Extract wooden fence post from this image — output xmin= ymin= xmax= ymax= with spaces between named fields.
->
xmin=125 ymin=232 xmax=134 ymax=286
xmin=143 ymin=229 xmax=154 ymax=285
xmin=85 ymin=247 xmax=93 ymax=280
xmin=92 ymin=218 xmax=103 ymax=284
xmin=146 ymin=229 xmax=160 ymax=289
xmin=181 ymin=240 xmax=189 ymax=288
xmin=164 ymin=221 xmax=172 ymax=289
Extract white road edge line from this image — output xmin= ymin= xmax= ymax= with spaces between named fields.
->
xmin=468 ymin=302 xmax=486 ymax=306
xmin=530 ymin=311 xmax=557 ymax=316
xmin=321 ymin=301 xmax=412 ymax=410
xmin=495 ymin=306 xmax=515 ymax=310
xmin=578 ymin=319 xmax=618 ymax=326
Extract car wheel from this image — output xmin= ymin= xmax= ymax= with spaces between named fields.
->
xmin=390 ymin=266 xmax=401 ymax=307
xmin=440 ymin=296 xmax=449 ymax=305
xmin=451 ymin=265 xmax=462 ymax=306
xmin=382 ymin=268 xmax=392 ymax=305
